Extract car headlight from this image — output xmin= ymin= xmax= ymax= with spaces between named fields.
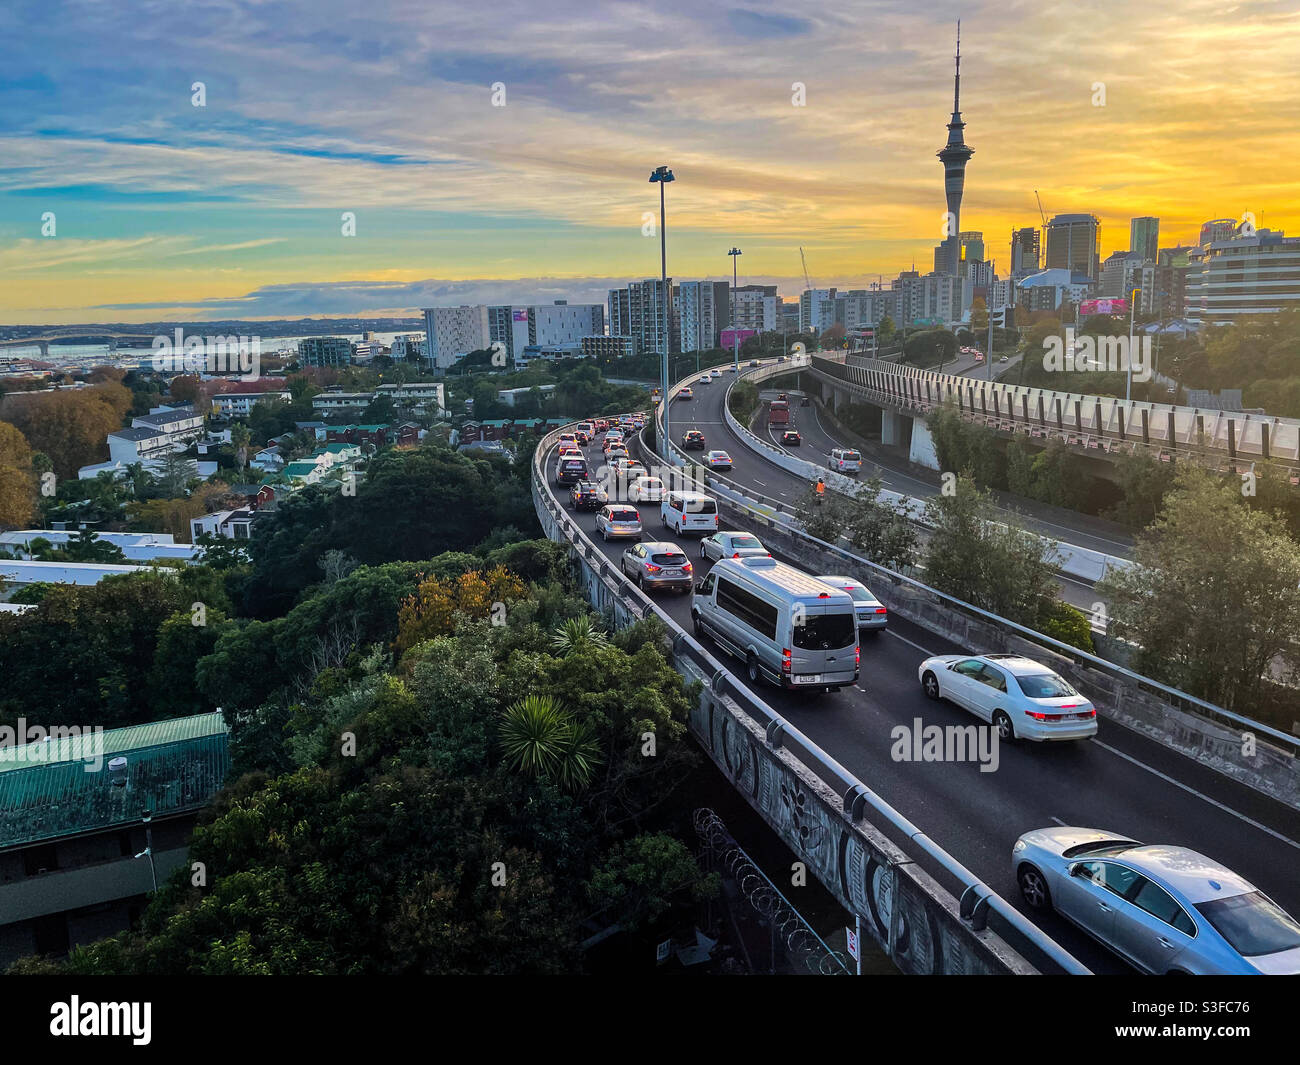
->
xmin=1012 ymin=840 xmax=1026 ymax=853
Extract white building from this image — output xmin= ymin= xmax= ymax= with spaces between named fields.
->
xmin=799 ymin=288 xmax=837 ymax=333
xmin=209 ymin=389 xmax=291 ymax=418
xmin=422 ymin=306 xmax=492 ymax=371
xmin=531 ymin=302 xmax=605 ymax=348
xmin=390 ymin=334 xmax=428 ymax=362
xmin=731 ymin=287 xmax=778 ymax=333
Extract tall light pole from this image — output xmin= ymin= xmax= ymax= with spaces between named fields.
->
xmin=650 ymin=166 xmax=675 ymax=462
xmin=987 ymin=259 xmax=996 ymax=382
xmin=728 ymin=247 xmax=742 ymax=370
xmin=1127 ymin=285 xmax=1140 ymax=402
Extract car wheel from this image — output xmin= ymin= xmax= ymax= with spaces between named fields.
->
xmin=993 ymin=710 xmax=1016 ymax=743
xmin=1017 ymin=864 xmax=1050 ymax=910
xmin=692 ymin=613 xmax=705 ymax=639
xmin=601 ymin=528 xmax=608 ymax=542
xmin=921 ymin=670 xmax=940 ymax=700
xmin=746 ymin=654 xmax=760 ymax=684
xmin=637 ymin=573 xmax=645 ymax=591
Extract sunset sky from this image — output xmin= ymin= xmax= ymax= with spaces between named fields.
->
xmin=2 ymin=0 xmax=1298 ymax=324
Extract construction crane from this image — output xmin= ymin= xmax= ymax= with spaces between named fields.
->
xmin=799 ymin=246 xmax=814 ymax=292
xmin=1034 ymin=190 xmax=1048 ymax=230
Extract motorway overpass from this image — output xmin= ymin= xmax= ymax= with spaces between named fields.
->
xmin=808 ymin=353 xmax=1300 ymax=478
xmin=535 ymin=365 xmax=1300 ymax=974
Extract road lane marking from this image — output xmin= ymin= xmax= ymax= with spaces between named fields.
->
xmin=1089 ymin=739 xmax=1300 ymax=851
xmin=884 ymin=629 xmax=936 ymax=657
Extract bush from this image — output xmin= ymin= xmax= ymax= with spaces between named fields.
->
xmin=1035 ymin=599 xmax=1095 ymax=654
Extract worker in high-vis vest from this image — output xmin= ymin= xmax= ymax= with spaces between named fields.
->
xmin=814 ymin=477 xmax=825 ymax=504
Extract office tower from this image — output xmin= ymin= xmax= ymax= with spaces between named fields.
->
xmin=1199 ymin=218 xmax=1239 ymax=247
xmin=1130 ymin=217 xmax=1160 ymax=263
xmin=1010 ymin=227 xmax=1040 ymax=277
xmin=1045 ymin=214 xmax=1101 ymax=279
xmin=1185 ymin=228 xmax=1300 ymax=326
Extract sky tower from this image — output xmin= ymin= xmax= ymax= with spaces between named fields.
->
xmin=937 ymin=22 xmax=974 ymax=276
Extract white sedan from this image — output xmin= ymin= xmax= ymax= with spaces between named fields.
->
xmin=699 ymin=531 xmax=769 ymax=562
xmin=629 ymin=476 xmax=665 ymax=502
xmin=1012 ymin=827 xmax=1300 ymax=974
xmin=917 ymin=653 xmax=1098 ymax=742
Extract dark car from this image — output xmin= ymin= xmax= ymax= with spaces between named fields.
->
xmin=781 ymin=429 xmax=801 ymax=445
xmin=749 ymin=360 xmax=760 ymax=367
xmin=799 ymin=396 xmax=810 ymax=407
xmin=681 ymin=430 xmax=706 ymax=450
xmin=570 ymin=479 xmax=608 ymax=511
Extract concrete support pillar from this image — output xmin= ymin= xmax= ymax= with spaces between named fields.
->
xmin=881 ymin=408 xmax=901 ymax=447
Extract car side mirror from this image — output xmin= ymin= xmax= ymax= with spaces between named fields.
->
xmin=695 ymin=581 xmax=705 ymax=594
xmin=1067 ymin=863 xmax=1085 ymax=879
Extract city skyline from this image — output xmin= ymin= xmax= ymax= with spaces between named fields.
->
xmin=2 ymin=0 xmax=1299 ymax=324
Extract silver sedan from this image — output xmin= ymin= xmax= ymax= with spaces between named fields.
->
xmin=1012 ymin=826 xmax=1300 ymax=974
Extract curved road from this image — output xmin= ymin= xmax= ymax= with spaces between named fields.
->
xmin=545 ymin=384 xmax=1300 ymax=975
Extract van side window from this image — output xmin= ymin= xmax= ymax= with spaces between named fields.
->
xmin=699 ymin=573 xmax=715 ymax=595
xmin=716 ymin=577 xmax=778 ymax=639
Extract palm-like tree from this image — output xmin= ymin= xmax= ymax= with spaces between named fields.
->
xmin=499 ymin=694 xmax=602 ymax=793
xmin=550 ymin=615 xmax=609 ymax=656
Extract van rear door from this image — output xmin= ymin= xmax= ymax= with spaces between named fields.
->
xmin=789 ymin=604 xmax=857 ymax=685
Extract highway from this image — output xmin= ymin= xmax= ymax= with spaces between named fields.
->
xmin=544 ymin=381 xmax=1300 ymax=974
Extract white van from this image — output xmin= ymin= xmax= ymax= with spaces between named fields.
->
xmin=829 ymin=448 xmax=862 ymax=474
xmin=691 ymin=557 xmax=859 ymax=692
xmin=661 ymin=490 xmax=720 ymax=536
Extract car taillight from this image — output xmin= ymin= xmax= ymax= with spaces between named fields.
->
xmin=875 ymin=607 xmax=887 ymax=614
xmin=781 ymin=648 xmax=791 ymax=674
xmin=682 ymin=562 xmax=692 ymax=572
xmin=855 ymin=645 xmax=860 ymax=667
xmin=732 ymin=552 xmax=740 ymax=558
xmin=714 ymin=515 xmax=719 ymax=526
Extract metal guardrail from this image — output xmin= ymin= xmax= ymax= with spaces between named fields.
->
xmin=672 ymin=362 xmax=1300 ymax=762
xmin=534 ymin=409 xmax=1092 ymax=975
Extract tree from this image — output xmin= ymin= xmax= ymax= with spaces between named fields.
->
xmin=0 ymin=422 xmax=35 ymax=528
xmin=970 ymin=296 xmax=988 ymax=333
xmin=4 ymin=383 xmax=131 ymax=477
xmin=922 ymin=476 xmax=1060 ymax=625
xmin=152 ymin=450 xmax=199 ymax=498
xmin=844 ymin=477 xmax=918 ymax=570
xmin=231 ymin=423 xmax=252 ymax=472
xmin=903 ymin=328 xmax=958 ymax=368
xmin=586 ymin=833 xmax=717 ymax=930
xmin=1098 ymin=468 xmax=1300 ymax=710
xmin=876 ymin=315 xmax=896 ymax=345
xmin=498 ymin=693 xmax=602 ymax=793
xmin=60 ymin=528 xmax=126 ymax=563
xmin=396 ymin=566 xmax=527 ymax=653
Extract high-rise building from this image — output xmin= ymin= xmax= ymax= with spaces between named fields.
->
xmin=799 ymin=288 xmax=838 ymax=333
xmin=532 ymin=302 xmax=605 ymax=347
xmin=677 ymin=281 xmax=731 ymax=352
xmin=297 ymin=337 xmax=354 ymax=367
xmin=731 ymin=284 xmax=779 ymax=333
xmin=1130 ymin=217 xmax=1160 ymax=263
xmin=606 ymin=287 xmax=632 ymax=339
xmin=960 ymin=231 xmax=984 ymax=264
xmin=422 ymin=305 xmax=492 ymax=371
xmin=615 ymin=278 xmax=677 ymax=354
xmin=936 ymin=24 xmax=974 ymax=276
xmin=1199 ymin=218 xmax=1239 ymax=247
xmin=1101 ymin=250 xmax=1144 ymax=299
xmin=1010 ymin=227 xmax=1040 ymax=277
xmin=1185 ymin=228 xmax=1300 ymax=326
xmin=1045 ymin=214 xmax=1101 ymax=279
xmin=1139 ymin=248 xmax=1193 ymax=318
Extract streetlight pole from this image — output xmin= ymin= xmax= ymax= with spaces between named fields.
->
xmin=650 ymin=166 xmax=675 ymax=463
xmin=987 ymin=258 xmax=996 ymax=382
xmin=728 ymin=247 xmax=742 ymax=370
xmin=1127 ymin=286 xmax=1140 ymax=402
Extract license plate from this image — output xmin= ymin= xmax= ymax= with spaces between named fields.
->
xmin=793 ymin=674 xmax=823 ymax=685
xmin=662 ymin=568 xmax=682 ymax=577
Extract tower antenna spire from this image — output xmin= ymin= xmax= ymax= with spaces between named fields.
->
xmin=954 ymin=20 xmax=961 ymax=115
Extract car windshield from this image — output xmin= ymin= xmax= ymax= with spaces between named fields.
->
xmin=686 ymin=499 xmax=716 ymax=514
xmin=1196 ymin=891 xmax=1300 ymax=957
xmin=1016 ymin=673 xmax=1078 ymax=698
xmin=843 ymin=586 xmax=873 ymax=603
xmin=792 ymin=611 xmax=856 ymax=650
xmin=731 ymin=535 xmax=761 ymax=549
xmin=651 ymin=552 xmax=687 ymax=565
